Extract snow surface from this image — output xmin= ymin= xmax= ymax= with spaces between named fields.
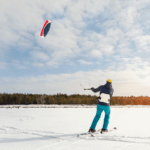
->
xmin=0 ymin=105 xmax=150 ymax=150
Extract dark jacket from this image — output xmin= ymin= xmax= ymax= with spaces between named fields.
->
xmin=91 ymin=82 xmax=114 ymax=106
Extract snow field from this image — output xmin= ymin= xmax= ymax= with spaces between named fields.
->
xmin=0 ymin=106 xmax=150 ymax=150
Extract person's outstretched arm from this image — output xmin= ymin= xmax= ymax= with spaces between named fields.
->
xmin=91 ymin=86 xmax=102 ymax=93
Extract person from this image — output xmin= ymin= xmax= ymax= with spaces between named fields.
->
xmin=88 ymin=79 xmax=114 ymax=133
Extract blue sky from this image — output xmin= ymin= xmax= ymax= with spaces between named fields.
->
xmin=1 ymin=0 xmax=150 ymax=96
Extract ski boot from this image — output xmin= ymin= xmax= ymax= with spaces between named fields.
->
xmin=88 ymin=128 xmax=96 ymax=133
xmin=101 ymin=128 xmax=108 ymax=134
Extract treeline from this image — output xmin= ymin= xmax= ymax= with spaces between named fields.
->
xmin=0 ymin=93 xmax=97 ymax=105
xmin=111 ymin=96 xmax=150 ymax=105
xmin=0 ymin=93 xmax=150 ymax=105
xmin=0 ymin=93 xmax=38 ymax=104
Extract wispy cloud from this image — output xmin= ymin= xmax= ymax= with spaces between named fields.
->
xmin=46 ymin=61 xmax=58 ymax=68
xmin=1 ymin=66 xmax=150 ymax=96
xmin=78 ymin=60 xmax=93 ymax=65
xmin=89 ymin=49 xmax=102 ymax=58
xmin=31 ymin=62 xmax=44 ymax=68
xmin=30 ymin=51 xmax=49 ymax=61
xmin=12 ymin=60 xmax=28 ymax=69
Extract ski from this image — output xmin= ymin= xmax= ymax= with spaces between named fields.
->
xmin=101 ymin=127 xmax=117 ymax=134
xmin=77 ymin=132 xmax=90 ymax=136
xmin=91 ymin=127 xmax=117 ymax=137
xmin=90 ymin=129 xmax=102 ymax=137
xmin=77 ymin=127 xmax=117 ymax=137
xmin=77 ymin=129 xmax=101 ymax=137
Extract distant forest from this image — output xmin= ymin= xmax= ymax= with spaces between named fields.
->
xmin=0 ymin=93 xmax=150 ymax=105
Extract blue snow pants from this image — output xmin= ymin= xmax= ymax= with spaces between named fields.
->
xmin=90 ymin=104 xmax=110 ymax=130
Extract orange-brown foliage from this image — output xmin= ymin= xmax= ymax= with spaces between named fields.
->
xmin=1 ymin=93 xmax=150 ymax=105
xmin=111 ymin=96 xmax=150 ymax=105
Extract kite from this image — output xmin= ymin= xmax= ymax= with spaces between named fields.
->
xmin=40 ymin=20 xmax=51 ymax=38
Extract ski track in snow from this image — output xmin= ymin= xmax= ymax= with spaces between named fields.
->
xmin=1 ymin=125 xmax=150 ymax=146
xmin=36 ymin=139 xmax=83 ymax=150
xmin=36 ymin=140 xmax=68 ymax=150
xmin=77 ymin=133 xmax=150 ymax=145
xmin=0 ymin=106 xmax=150 ymax=150
xmin=0 ymin=126 xmax=64 ymax=139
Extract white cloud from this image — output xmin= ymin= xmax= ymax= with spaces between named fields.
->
xmin=126 ymin=28 xmax=143 ymax=38
xmin=89 ymin=49 xmax=102 ymax=58
xmin=65 ymin=0 xmax=110 ymax=24
xmin=78 ymin=60 xmax=93 ymax=65
xmin=0 ymin=30 xmax=20 ymax=47
xmin=134 ymin=35 xmax=150 ymax=52
xmin=118 ymin=7 xmax=140 ymax=30
xmin=0 ymin=0 xmax=116 ymax=65
xmin=2 ymin=56 xmax=150 ymax=96
xmin=0 ymin=0 xmax=145 ymax=64
xmin=31 ymin=62 xmax=44 ymax=68
xmin=12 ymin=60 xmax=28 ymax=69
xmin=1 ymin=64 xmax=150 ymax=96
xmin=30 ymin=51 xmax=49 ymax=61
xmin=46 ymin=61 xmax=59 ymax=68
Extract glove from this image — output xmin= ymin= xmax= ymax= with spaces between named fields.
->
xmin=91 ymin=87 xmax=94 ymax=90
